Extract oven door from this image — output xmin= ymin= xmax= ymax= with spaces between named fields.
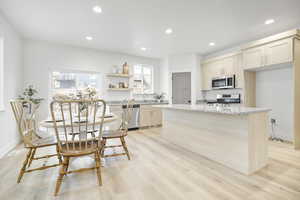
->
xmin=212 ymin=78 xmax=227 ymax=89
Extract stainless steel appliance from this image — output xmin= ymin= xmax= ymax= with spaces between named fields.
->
xmin=122 ymin=104 xmax=140 ymax=130
xmin=207 ymin=94 xmax=241 ymax=105
xmin=212 ymin=75 xmax=235 ymax=90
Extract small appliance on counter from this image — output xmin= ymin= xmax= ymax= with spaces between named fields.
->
xmin=212 ymin=75 xmax=235 ymax=90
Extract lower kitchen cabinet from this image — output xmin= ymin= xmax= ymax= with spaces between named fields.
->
xmin=140 ymin=106 xmax=162 ymax=128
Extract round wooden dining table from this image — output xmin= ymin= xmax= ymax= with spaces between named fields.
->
xmin=39 ymin=114 xmax=118 ymax=129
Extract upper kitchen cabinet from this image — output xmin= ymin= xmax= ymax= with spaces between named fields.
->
xmin=242 ymin=30 xmax=298 ymax=70
xmin=242 ymin=46 xmax=265 ymax=70
xmin=201 ymin=53 xmax=243 ymax=90
xmin=265 ymin=38 xmax=293 ymax=66
xmin=201 ymin=62 xmax=214 ymax=90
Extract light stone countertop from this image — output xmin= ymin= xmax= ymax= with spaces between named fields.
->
xmin=154 ymin=104 xmax=271 ymax=115
xmin=107 ymin=100 xmax=169 ymax=106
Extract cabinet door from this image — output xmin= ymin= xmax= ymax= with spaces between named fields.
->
xmin=243 ymin=46 xmax=265 ymax=70
xmin=151 ymin=109 xmax=162 ymax=126
xmin=140 ymin=108 xmax=152 ymax=127
xmin=201 ymin=63 xmax=212 ymax=90
xmin=222 ymin=56 xmax=235 ymax=76
xmin=234 ymin=54 xmax=244 ymax=89
xmin=265 ymin=38 xmax=293 ymax=66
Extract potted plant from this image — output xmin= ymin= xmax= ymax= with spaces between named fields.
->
xmin=153 ymin=92 xmax=166 ymax=103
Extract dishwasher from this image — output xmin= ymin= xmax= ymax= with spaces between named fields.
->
xmin=122 ymin=104 xmax=140 ymax=130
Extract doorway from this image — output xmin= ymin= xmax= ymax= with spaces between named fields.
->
xmin=172 ymin=72 xmax=191 ymax=104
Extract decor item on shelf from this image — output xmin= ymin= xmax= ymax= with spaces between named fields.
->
xmin=18 ymin=85 xmax=44 ymax=105
xmin=122 ymin=62 xmax=129 ymax=74
xmin=109 ymin=83 xmax=116 ymax=88
xmin=118 ymin=82 xmax=125 ymax=88
xmin=154 ymin=92 xmax=166 ymax=102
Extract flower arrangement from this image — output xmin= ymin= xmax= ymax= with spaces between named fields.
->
xmin=18 ymin=85 xmax=44 ymax=105
xmin=52 ymin=87 xmax=99 ymax=115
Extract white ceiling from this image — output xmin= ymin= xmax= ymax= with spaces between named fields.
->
xmin=1 ymin=0 xmax=300 ymax=58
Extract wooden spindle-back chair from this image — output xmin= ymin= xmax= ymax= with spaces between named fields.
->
xmin=50 ymin=99 xmax=106 ymax=196
xmin=101 ymin=99 xmax=134 ymax=160
xmin=10 ymin=100 xmax=61 ymax=183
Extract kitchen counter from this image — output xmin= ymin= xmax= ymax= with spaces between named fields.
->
xmin=157 ymin=104 xmax=270 ymax=175
xmin=107 ymin=100 xmax=169 ymax=106
xmin=155 ymin=104 xmax=271 ymax=115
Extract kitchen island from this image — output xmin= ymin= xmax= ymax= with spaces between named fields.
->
xmin=155 ymin=104 xmax=271 ymax=175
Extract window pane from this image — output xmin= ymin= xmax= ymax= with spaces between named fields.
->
xmin=52 ymin=72 xmax=76 ymax=89
xmin=51 ymin=71 xmax=101 ymax=90
xmin=143 ymin=67 xmax=151 ymax=75
xmin=132 ymin=64 xmax=153 ymax=94
xmin=134 ymin=65 xmax=142 ymax=74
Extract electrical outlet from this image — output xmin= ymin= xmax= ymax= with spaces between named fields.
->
xmin=271 ymin=118 xmax=276 ymax=124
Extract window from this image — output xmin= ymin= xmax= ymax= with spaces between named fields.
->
xmin=50 ymin=70 xmax=101 ymax=95
xmin=133 ymin=65 xmax=153 ymax=94
xmin=0 ymin=38 xmax=4 ymax=111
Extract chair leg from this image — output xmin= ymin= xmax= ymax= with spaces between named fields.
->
xmin=101 ymin=139 xmax=107 ymax=157
xmin=65 ymin=157 xmax=70 ymax=175
xmin=17 ymin=148 xmax=32 ymax=183
xmin=27 ymin=147 xmax=36 ymax=168
xmin=54 ymin=157 xmax=68 ymax=196
xmin=120 ymin=137 xmax=131 ymax=160
xmin=95 ymin=152 xmax=102 ymax=186
xmin=56 ymin=144 xmax=62 ymax=165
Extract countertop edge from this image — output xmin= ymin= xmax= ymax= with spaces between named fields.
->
xmin=154 ymin=105 xmax=271 ymax=115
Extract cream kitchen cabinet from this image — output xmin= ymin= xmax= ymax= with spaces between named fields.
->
xmin=151 ymin=107 xmax=163 ymax=126
xmin=243 ymin=38 xmax=293 ymax=70
xmin=201 ymin=53 xmax=243 ymax=90
xmin=265 ymin=38 xmax=293 ymax=66
xmin=140 ymin=105 xmax=162 ymax=127
xmin=201 ymin=62 xmax=214 ymax=90
xmin=242 ymin=46 xmax=265 ymax=70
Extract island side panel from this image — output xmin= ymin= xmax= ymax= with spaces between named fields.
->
xmin=247 ymin=112 xmax=269 ymax=174
xmin=160 ymin=109 xmax=251 ymax=175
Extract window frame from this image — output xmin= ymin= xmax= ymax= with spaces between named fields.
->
xmin=132 ymin=64 xmax=154 ymax=94
xmin=0 ymin=38 xmax=4 ymax=111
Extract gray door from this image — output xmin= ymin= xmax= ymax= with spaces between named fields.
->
xmin=172 ymin=72 xmax=191 ymax=104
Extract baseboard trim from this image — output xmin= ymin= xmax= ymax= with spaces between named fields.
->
xmin=0 ymin=140 xmax=20 ymax=158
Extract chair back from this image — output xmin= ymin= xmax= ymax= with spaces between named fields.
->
xmin=120 ymin=99 xmax=135 ymax=131
xmin=50 ymin=99 xmax=106 ymax=155
xmin=10 ymin=100 xmax=39 ymax=147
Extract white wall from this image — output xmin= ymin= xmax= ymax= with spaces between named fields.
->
xmin=161 ymin=53 xmax=202 ymax=104
xmin=0 ymin=13 xmax=23 ymax=157
xmin=256 ymin=64 xmax=294 ymax=141
xmin=23 ymin=40 xmax=161 ymax=119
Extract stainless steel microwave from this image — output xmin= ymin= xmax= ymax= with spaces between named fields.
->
xmin=212 ymin=75 xmax=235 ymax=90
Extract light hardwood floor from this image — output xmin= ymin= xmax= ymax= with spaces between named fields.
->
xmin=1 ymin=127 xmax=300 ymax=200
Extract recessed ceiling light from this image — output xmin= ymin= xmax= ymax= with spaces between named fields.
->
xmin=93 ymin=5 xmax=102 ymax=13
xmin=265 ymin=19 xmax=275 ymax=25
xmin=209 ymin=42 xmax=215 ymax=46
xmin=165 ymin=28 xmax=173 ymax=35
xmin=85 ymin=36 xmax=93 ymax=41
xmin=141 ymin=47 xmax=147 ymax=51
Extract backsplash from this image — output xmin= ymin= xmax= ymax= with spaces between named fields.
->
xmin=201 ymin=88 xmax=244 ymax=103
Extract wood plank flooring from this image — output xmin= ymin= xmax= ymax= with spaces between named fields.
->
xmin=0 ymin=127 xmax=300 ymax=200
